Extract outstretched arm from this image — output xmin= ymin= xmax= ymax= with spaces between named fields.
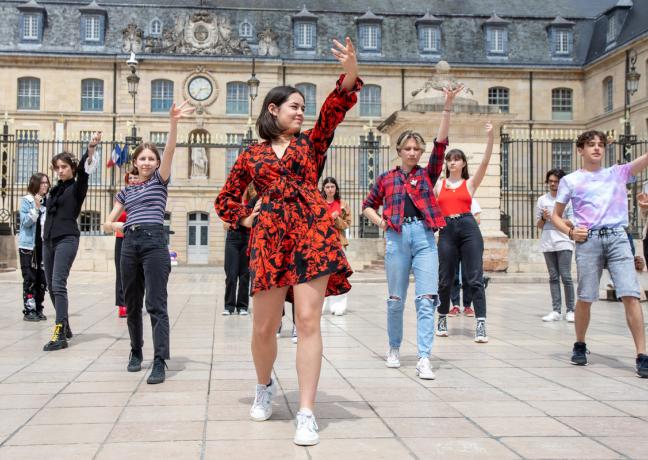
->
xmin=159 ymin=101 xmax=195 ymax=182
xmin=630 ymin=152 xmax=648 ymax=176
xmin=436 ymin=85 xmax=462 ymax=141
xmin=427 ymin=85 xmax=462 ymax=185
xmin=468 ymin=122 xmax=494 ymax=194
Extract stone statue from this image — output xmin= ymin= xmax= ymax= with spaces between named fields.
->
xmin=122 ymin=23 xmax=143 ymax=53
xmin=257 ymin=26 xmax=279 ymax=57
xmin=190 ymin=146 xmax=208 ymax=178
xmin=411 ymin=60 xmax=473 ymax=98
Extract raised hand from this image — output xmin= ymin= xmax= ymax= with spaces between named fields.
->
xmin=485 ymin=121 xmax=494 ymax=138
xmin=169 ymin=100 xmax=195 ymax=122
xmin=442 ymin=84 xmax=464 ymax=109
xmin=331 ymin=37 xmax=358 ymax=77
xmin=88 ymin=131 xmax=102 ymax=148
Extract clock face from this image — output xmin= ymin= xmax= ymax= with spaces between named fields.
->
xmin=188 ymin=76 xmax=213 ymax=102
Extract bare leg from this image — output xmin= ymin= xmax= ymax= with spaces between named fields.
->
xmin=293 ymin=275 xmax=329 ymax=411
xmin=574 ymin=300 xmax=592 ymax=343
xmin=251 ymin=286 xmax=289 ymax=385
xmin=621 ymin=296 xmax=647 ymax=355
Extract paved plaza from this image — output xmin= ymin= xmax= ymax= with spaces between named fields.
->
xmin=0 ymin=268 xmax=647 ymax=459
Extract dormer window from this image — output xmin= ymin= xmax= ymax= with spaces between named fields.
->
xmin=150 ymin=18 xmax=162 ymax=37
xmin=605 ymin=0 xmax=632 ymax=45
xmin=606 ymin=15 xmax=617 ymax=43
xmin=356 ymin=10 xmax=383 ymax=53
xmin=416 ymin=12 xmax=442 ymax=55
xmin=547 ymin=17 xmax=574 ymax=58
xmin=240 ymin=21 xmax=254 ymax=40
xmin=292 ymin=6 xmax=317 ymax=51
xmin=80 ymin=1 xmax=107 ymax=46
xmin=483 ymin=13 xmax=510 ymax=57
xmin=18 ymin=0 xmax=46 ymax=44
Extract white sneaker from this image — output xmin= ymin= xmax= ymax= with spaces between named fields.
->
xmin=566 ymin=311 xmax=575 ymax=322
xmin=475 ymin=320 xmax=489 ymax=343
xmin=416 ymin=357 xmax=436 ymax=380
xmin=291 ymin=325 xmax=298 ymax=344
xmin=385 ymin=347 xmax=400 ymax=368
xmin=239 ymin=310 xmax=249 ymax=316
xmin=542 ymin=311 xmax=561 ymax=322
xmin=294 ymin=409 xmax=319 ymax=446
xmin=250 ymin=380 xmax=275 ymax=421
xmin=221 ymin=310 xmax=232 ymax=316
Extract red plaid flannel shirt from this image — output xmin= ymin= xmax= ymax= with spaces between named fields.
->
xmin=362 ymin=138 xmax=448 ymax=232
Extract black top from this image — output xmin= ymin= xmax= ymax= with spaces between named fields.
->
xmin=403 ymin=193 xmax=424 ymax=219
xmin=44 ymin=151 xmax=91 ymax=241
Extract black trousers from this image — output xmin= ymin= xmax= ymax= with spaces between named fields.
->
xmin=224 ymin=229 xmax=250 ymax=313
xmin=120 ymin=225 xmax=171 ymax=360
xmin=438 ymin=215 xmax=487 ymax=318
xmin=450 ymin=259 xmax=472 ymax=307
xmin=114 ymin=237 xmax=125 ymax=307
xmin=19 ymin=248 xmax=46 ymax=314
xmin=43 ymin=235 xmax=79 ymax=323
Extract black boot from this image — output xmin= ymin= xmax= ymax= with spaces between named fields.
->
xmin=147 ymin=357 xmax=167 ymax=384
xmin=63 ymin=319 xmax=73 ymax=339
xmin=127 ymin=350 xmax=143 ymax=372
xmin=36 ymin=309 xmax=47 ymax=321
xmin=43 ymin=323 xmax=68 ymax=351
xmin=23 ymin=310 xmax=40 ymax=322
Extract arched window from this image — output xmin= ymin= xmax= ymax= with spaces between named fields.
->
xmin=552 ymin=88 xmax=573 ymax=120
xmin=151 ymin=79 xmax=174 ymax=112
xmin=295 ymin=83 xmax=316 ymax=117
xmin=603 ymin=77 xmax=613 ymax=113
xmin=359 ymin=84 xmax=381 ymax=117
xmin=226 ymin=82 xmax=249 ymax=115
xmin=150 ymin=18 xmax=163 ymax=36
xmin=81 ymin=79 xmax=104 ymax=111
xmin=488 ymin=87 xmax=509 ymax=113
xmin=17 ymin=77 xmax=40 ymax=110
xmin=239 ymin=21 xmax=253 ymax=39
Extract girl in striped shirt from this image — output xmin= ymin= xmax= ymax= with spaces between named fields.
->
xmin=103 ymin=101 xmax=193 ymax=384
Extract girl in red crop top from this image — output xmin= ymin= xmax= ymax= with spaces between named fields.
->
xmin=433 ymin=122 xmax=494 ymax=343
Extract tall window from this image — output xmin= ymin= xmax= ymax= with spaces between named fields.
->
xmin=294 ymin=22 xmax=316 ymax=49
xmin=225 ymin=133 xmax=244 ymax=174
xmin=80 ymin=131 xmax=102 ymax=185
xmin=488 ymin=87 xmax=509 ymax=113
xmin=22 ymin=14 xmax=40 ymax=41
xmin=551 ymin=141 xmax=572 ymax=173
xmin=16 ymin=130 xmax=39 ymax=184
xmin=359 ymin=85 xmax=381 ymax=117
xmin=79 ymin=211 xmax=101 ymax=234
xmin=81 ymin=79 xmax=104 ymax=112
xmin=151 ymin=79 xmax=174 ymax=112
xmin=150 ymin=19 xmax=162 ymax=36
xmin=603 ymin=77 xmax=613 ymax=113
xmin=606 ymin=15 xmax=617 ymax=43
xmin=226 ymin=82 xmax=249 ymax=115
xmin=419 ymin=26 xmax=441 ymax=53
xmin=486 ymin=27 xmax=507 ymax=54
xmin=83 ymin=15 xmax=101 ymax=42
xmin=359 ymin=24 xmax=381 ymax=52
xmin=553 ymin=29 xmax=573 ymax=56
xmin=552 ymin=88 xmax=573 ymax=120
xmin=17 ymin=77 xmax=40 ymax=110
xmin=295 ymin=83 xmax=316 ymax=117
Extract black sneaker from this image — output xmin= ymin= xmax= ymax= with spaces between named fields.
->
xmin=147 ymin=358 xmax=167 ymax=384
xmin=636 ymin=354 xmax=648 ymax=378
xmin=571 ymin=342 xmax=589 ymax=366
xmin=43 ymin=323 xmax=68 ymax=351
xmin=64 ymin=320 xmax=73 ymax=339
xmin=36 ymin=310 xmax=47 ymax=321
xmin=23 ymin=310 xmax=40 ymax=322
xmin=127 ymin=350 xmax=143 ymax=372
xmin=435 ymin=315 xmax=448 ymax=337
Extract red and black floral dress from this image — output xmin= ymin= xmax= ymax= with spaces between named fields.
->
xmin=215 ymin=75 xmax=362 ymax=299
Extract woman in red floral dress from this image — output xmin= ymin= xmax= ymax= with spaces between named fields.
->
xmin=215 ymin=38 xmax=361 ymax=446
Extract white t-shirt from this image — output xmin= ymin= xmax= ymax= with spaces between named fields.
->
xmin=536 ymin=192 xmax=575 ymax=253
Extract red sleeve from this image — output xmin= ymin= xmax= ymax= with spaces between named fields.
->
xmin=362 ymin=174 xmax=385 ymax=210
xmin=117 ymin=211 xmax=127 ymax=223
xmin=427 ymin=138 xmax=448 ymax=186
xmin=215 ymin=149 xmax=253 ymax=230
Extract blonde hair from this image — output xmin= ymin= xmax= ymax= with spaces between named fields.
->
xmin=396 ymin=130 xmax=426 ymax=153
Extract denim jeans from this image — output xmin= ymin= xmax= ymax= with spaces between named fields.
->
xmin=120 ymin=224 xmax=171 ymax=360
xmin=543 ymin=250 xmax=574 ymax=313
xmin=43 ymin=235 xmax=80 ymax=323
xmin=385 ymin=220 xmax=439 ymax=358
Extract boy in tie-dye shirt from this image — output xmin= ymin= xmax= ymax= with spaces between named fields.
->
xmin=551 ymin=130 xmax=648 ymax=378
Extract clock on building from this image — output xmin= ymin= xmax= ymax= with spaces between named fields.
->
xmin=188 ymin=76 xmax=213 ymax=102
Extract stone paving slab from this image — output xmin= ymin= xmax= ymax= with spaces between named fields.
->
xmin=0 ymin=270 xmax=647 ymax=459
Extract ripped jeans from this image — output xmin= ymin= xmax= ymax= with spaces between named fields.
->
xmin=385 ymin=221 xmax=439 ymax=358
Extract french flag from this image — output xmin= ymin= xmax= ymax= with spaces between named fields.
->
xmin=107 ymin=144 xmax=128 ymax=168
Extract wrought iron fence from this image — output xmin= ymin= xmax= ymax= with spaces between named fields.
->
xmin=500 ymin=132 xmax=648 ymax=239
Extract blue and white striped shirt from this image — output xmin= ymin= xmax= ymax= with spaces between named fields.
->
xmin=115 ymin=170 xmax=168 ymax=229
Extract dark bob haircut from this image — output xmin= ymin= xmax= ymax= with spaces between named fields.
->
xmin=321 ymin=176 xmax=341 ymax=201
xmin=256 ymin=86 xmax=305 ymax=141
xmin=444 ymin=149 xmax=470 ymax=180
xmin=27 ymin=173 xmax=49 ymax=195
xmin=545 ymin=168 xmax=566 ymax=183
xmin=576 ymin=130 xmax=607 ymax=149
xmin=51 ymin=152 xmax=78 ymax=175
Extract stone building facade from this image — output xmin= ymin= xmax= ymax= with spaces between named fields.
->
xmin=1 ymin=0 xmax=647 ymax=268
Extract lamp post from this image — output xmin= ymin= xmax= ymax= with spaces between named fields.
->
xmin=125 ymin=52 xmax=141 ymax=147
xmin=244 ymin=58 xmax=260 ymax=147
xmin=621 ymin=49 xmax=641 ymax=234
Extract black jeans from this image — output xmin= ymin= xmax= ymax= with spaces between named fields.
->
xmin=450 ymin=260 xmax=472 ymax=307
xmin=19 ymin=249 xmax=46 ymax=314
xmin=438 ymin=215 xmax=486 ymax=318
xmin=115 ymin=237 xmax=125 ymax=307
xmin=43 ymin=235 xmax=79 ymax=323
xmin=224 ymin=229 xmax=250 ymax=313
xmin=120 ymin=224 xmax=171 ymax=360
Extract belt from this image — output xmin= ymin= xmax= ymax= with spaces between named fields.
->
xmin=445 ymin=212 xmax=472 ymax=220
xmin=126 ymin=223 xmax=164 ymax=232
xmin=587 ymin=227 xmax=625 ymax=238
xmin=402 ymin=216 xmax=423 ymax=224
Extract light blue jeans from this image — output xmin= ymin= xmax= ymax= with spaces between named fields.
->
xmin=385 ymin=221 xmax=439 ymax=358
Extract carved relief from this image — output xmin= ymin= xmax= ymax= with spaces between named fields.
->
xmin=122 ymin=23 xmax=143 ymax=53
xmin=257 ymin=26 xmax=279 ymax=57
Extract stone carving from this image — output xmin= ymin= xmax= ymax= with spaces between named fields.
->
xmin=122 ymin=12 xmax=251 ymax=56
xmin=190 ymin=146 xmax=208 ymax=178
xmin=411 ymin=60 xmax=474 ymax=98
xmin=122 ymin=23 xmax=143 ymax=53
xmin=257 ymin=26 xmax=280 ymax=57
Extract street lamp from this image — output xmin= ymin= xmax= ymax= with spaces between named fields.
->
xmin=621 ymin=48 xmax=641 ymax=234
xmin=244 ymin=58 xmax=260 ymax=146
xmin=125 ymin=52 xmax=141 ymax=146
